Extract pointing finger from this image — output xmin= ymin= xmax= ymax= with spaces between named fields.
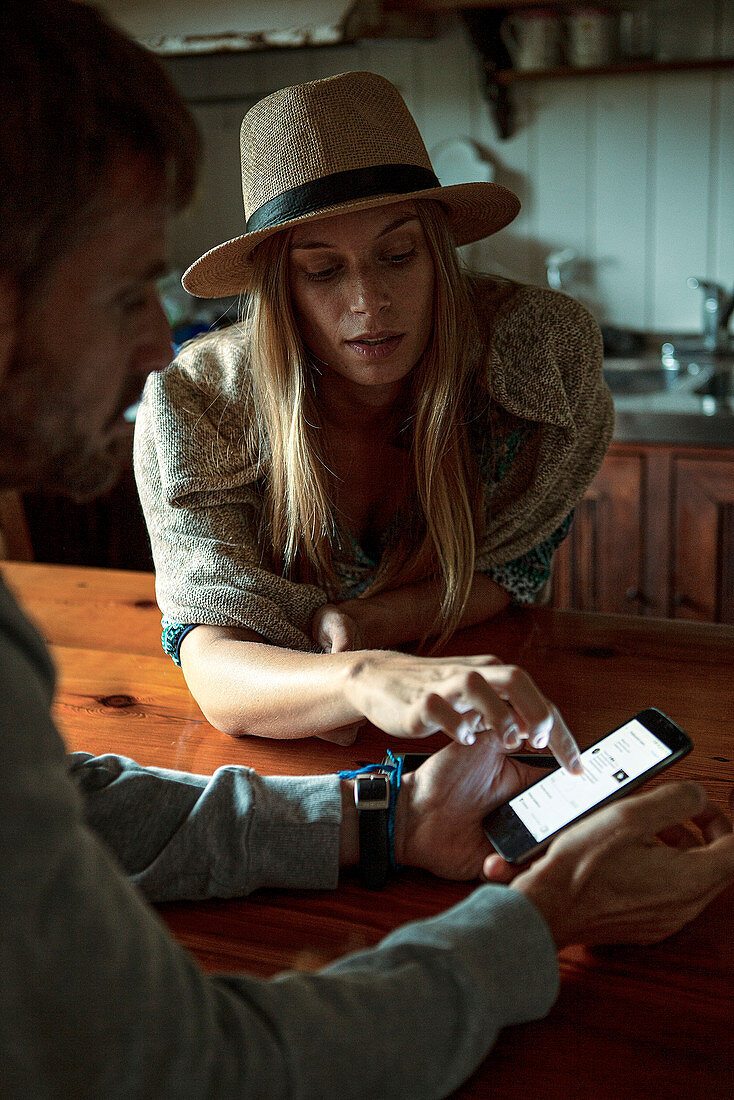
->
xmin=420 ymin=692 xmax=474 ymax=744
xmin=545 ymin=707 xmax=583 ymax=774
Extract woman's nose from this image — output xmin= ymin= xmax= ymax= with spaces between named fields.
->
xmin=348 ymin=266 xmax=390 ymax=315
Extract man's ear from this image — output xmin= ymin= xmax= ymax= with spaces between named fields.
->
xmin=0 ymin=275 xmax=18 ymax=384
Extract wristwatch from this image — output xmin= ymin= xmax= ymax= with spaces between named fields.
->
xmin=354 ymin=772 xmax=391 ymax=889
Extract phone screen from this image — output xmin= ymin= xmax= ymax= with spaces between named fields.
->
xmin=509 ymin=717 xmax=673 ymax=842
xmin=484 ymin=709 xmax=693 ymax=863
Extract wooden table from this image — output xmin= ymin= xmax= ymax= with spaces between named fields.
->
xmin=3 ymin=561 xmax=733 ymax=1098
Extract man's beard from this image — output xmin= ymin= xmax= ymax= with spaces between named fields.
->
xmin=0 ymin=346 xmax=137 ymax=503
xmin=0 ymin=423 xmax=130 ymax=503
xmin=36 ymin=432 xmax=131 ymax=503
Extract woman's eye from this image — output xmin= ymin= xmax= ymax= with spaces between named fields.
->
xmin=305 ymin=266 xmax=338 ymax=282
xmin=386 ymin=248 xmax=415 ymax=266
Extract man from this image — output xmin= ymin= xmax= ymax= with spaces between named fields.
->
xmin=1 ymin=3 xmax=733 ymax=1097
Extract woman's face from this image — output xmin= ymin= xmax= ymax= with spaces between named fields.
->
xmin=288 ymin=201 xmax=435 ymax=396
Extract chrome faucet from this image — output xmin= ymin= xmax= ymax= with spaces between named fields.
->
xmin=687 ymin=277 xmax=734 ymax=351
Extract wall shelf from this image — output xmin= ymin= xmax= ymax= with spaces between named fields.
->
xmin=459 ymin=7 xmax=734 ymax=139
xmin=387 ymin=2 xmax=734 ymax=138
xmin=490 ymin=55 xmax=734 ymax=134
xmin=493 ymin=55 xmax=734 ymax=87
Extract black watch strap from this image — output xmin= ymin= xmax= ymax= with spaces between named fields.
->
xmin=355 ymin=773 xmax=391 ymax=890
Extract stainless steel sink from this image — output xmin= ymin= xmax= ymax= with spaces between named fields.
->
xmin=663 ymin=334 xmax=734 ymax=357
xmin=603 ymin=350 xmax=733 ymax=398
xmin=604 ymin=348 xmax=734 ymax=446
xmin=602 ymin=357 xmax=700 ymax=396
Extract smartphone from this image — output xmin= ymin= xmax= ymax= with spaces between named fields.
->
xmin=482 ymin=708 xmax=693 ymax=864
xmin=391 ymin=752 xmax=560 ymax=773
xmin=388 ymin=753 xmax=432 ymax=773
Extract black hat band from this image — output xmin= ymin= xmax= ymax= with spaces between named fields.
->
xmin=246 ymin=163 xmax=440 ymax=235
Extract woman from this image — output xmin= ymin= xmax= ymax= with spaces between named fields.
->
xmin=134 ymin=71 xmax=613 ymax=767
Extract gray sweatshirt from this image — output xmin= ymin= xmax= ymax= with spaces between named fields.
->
xmin=0 ymin=575 xmax=559 ymax=1099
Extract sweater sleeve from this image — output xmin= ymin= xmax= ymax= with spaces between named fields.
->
xmin=472 ymin=283 xmax=614 ymax=568
xmin=1 ymin=580 xmax=560 ymax=1099
xmin=481 ymin=514 xmax=573 ymax=604
xmin=133 ymin=338 xmax=328 ymax=652
xmin=67 ymin=751 xmax=343 ymax=899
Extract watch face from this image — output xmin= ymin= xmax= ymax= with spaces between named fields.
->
xmin=356 ymin=775 xmax=390 ymax=810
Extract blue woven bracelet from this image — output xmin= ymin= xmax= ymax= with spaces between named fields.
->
xmin=384 ymin=750 xmax=404 ymax=872
xmin=337 ymin=764 xmax=394 ymax=780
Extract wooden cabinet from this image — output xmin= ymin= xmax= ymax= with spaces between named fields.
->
xmin=551 ymin=448 xmax=646 ymax=615
xmin=672 ymin=454 xmax=734 ymax=622
xmin=552 ymin=442 xmax=734 ymax=623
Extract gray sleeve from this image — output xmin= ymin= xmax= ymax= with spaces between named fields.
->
xmin=2 ymin=585 xmax=559 ymax=1099
xmin=67 ymin=752 xmax=343 ymax=900
xmin=274 ymin=884 xmax=559 ymax=1098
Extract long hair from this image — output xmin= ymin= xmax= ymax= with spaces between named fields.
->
xmin=244 ymin=199 xmax=484 ymax=645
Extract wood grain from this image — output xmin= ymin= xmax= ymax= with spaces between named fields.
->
xmin=2 ymin=561 xmax=733 ymax=1099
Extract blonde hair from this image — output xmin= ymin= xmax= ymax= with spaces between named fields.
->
xmin=244 ymin=199 xmax=484 ymax=645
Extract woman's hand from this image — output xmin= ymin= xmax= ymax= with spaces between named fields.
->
xmin=312 ymin=603 xmax=365 ymax=653
xmin=345 ymin=651 xmax=582 ymax=773
xmin=394 ymin=735 xmax=540 ymax=879
xmin=486 ymin=782 xmax=734 ymax=948
xmin=312 ymin=574 xmax=510 ymax=653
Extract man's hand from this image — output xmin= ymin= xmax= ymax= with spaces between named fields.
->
xmin=485 ymin=782 xmax=734 ymax=948
xmin=393 ymin=736 xmax=541 ymax=880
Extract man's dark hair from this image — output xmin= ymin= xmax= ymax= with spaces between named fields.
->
xmin=1 ymin=0 xmax=199 ymax=291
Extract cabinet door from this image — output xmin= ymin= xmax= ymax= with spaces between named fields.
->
xmin=672 ymin=455 xmax=734 ymax=623
xmin=552 ymin=451 xmax=646 ymax=614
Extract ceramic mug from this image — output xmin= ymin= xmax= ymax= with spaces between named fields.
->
xmin=500 ymin=9 xmax=561 ymax=72
xmin=619 ymin=5 xmax=655 ymax=60
xmin=564 ymin=6 xmax=619 ymax=68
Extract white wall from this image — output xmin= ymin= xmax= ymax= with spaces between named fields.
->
xmin=164 ymin=2 xmax=734 ymax=334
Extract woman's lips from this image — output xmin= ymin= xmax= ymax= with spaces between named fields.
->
xmin=345 ymin=334 xmax=402 ymax=359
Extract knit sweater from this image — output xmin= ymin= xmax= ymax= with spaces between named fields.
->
xmin=134 ymin=279 xmax=613 ymax=651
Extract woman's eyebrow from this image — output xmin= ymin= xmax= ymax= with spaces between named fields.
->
xmin=377 ymin=214 xmax=419 ymax=238
xmin=290 ymin=215 xmax=419 ymax=252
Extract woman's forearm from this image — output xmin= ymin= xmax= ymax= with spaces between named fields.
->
xmin=177 ymin=576 xmax=508 ymax=739
xmin=179 ymin=626 xmax=364 ymax=740
xmin=178 ymin=620 xmax=582 ymax=772
xmin=342 ymin=573 xmax=510 ymax=650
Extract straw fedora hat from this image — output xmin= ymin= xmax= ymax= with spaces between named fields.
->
xmin=182 ymin=70 xmax=520 ymax=299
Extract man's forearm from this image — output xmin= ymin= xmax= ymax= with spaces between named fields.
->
xmin=70 ymin=752 xmax=414 ymax=894
xmin=70 ymin=752 xmax=350 ymax=899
